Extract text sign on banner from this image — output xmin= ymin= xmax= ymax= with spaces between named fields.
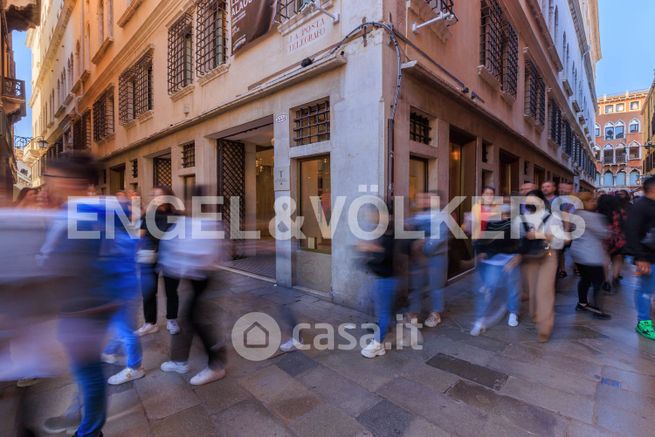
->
xmin=231 ymin=0 xmax=276 ymax=54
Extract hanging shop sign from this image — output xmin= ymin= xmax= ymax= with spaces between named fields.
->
xmin=231 ymin=0 xmax=277 ymax=54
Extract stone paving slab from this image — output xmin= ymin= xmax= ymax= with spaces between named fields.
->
xmin=426 ymin=353 xmax=509 ymax=390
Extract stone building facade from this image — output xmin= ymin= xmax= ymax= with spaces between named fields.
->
xmin=28 ymin=0 xmax=600 ymax=309
xmin=642 ymin=78 xmax=655 ymax=177
xmin=594 ymin=90 xmax=647 ymax=191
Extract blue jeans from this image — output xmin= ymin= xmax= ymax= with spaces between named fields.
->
xmin=636 ymin=267 xmax=655 ymax=322
xmin=409 ymin=254 xmax=447 ymax=314
xmin=373 ymin=277 xmax=398 ymax=343
xmin=72 ymin=361 xmax=107 ymax=437
xmin=103 ymin=298 xmax=142 ymax=369
xmin=474 ymin=255 xmax=521 ymax=321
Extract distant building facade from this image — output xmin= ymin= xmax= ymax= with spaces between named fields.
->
xmin=594 ymin=90 xmax=647 ymax=191
xmin=642 ymin=77 xmax=655 ymax=177
xmin=29 ymin=0 xmax=601 ymax=309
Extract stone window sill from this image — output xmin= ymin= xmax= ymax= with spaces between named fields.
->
xmin=92 ymin=37 xmax=113 ymax=65
xmin=96 ymin=133 xmax=115 ymax=146
xmin=170 ymin=84 xmax=194 ymax=102
xmin=137 ymin=110 xmax=154 ymax=123
xmin=198 ymin=64 xmax=230 ymax=87
xmin=118 ymin=0 xmax=143 ymax=28
xmin=477 ymin=65 xmax=500 ymax=91
xmin=277 ymin=0 xmax=336 ymax=36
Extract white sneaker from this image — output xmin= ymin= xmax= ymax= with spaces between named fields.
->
xmin=508 ymin=313 xmax=519 ymax=327
xmin=470 ymin=321 xmax=485 ymax=337
xmin=361 ymin=340 xmax=386 ymax=358
xmin=107 ymin=367 xmax=145 ymax=385
xmin=160 ymin=361 xmax=190 ymax=374
xmin=189 ymin=367 xmax=226 ymax=386
xmin=167 ymin=319 xmax=180 ymax=335
xmin=280 ymin=337 xmax=304 ymax=352
xmin=16 ymin=378 xmax=39 ymax=388
xmin=135 ymin=323 xmax=159 ymax=337
xmin=424 ymin=312 xmax=442 ymax=328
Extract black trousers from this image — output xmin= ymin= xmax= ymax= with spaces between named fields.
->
xmin=575 ymin=263 xmax=604 ymax=307
xmin=170 ymin=276 xmax=226 ymax=370
xmin=140 ymin=263 xmax=179 ymax=324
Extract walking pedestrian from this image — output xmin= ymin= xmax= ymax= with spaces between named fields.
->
xmin=597 ymin=194 xmax=627 ymax=291
xmin=135 ymin=186 xmax=180 ymax=337
xmin=625 ymin=176 xmax=655 ymax=340
xmin=518 ymin=190 xmax=569 ymax=342
xmin=158 ymin=187 xmax=226 ymax=385
xmin=570 ymin=193 xmax=611 ymax=320
xmin=471 ymin=202 xmax=522 ymax=336
xmin=406 ymin=192 xmax=449 ymax=328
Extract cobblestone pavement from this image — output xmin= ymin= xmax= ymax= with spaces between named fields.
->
xmin=3 ymin=262 xmax=655 ymax=436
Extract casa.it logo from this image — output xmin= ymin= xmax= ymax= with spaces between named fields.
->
xmin=231 ymin=312 xmax=282 ymax=361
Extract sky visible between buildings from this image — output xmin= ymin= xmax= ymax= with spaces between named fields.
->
xmin=9 ymin=0 xmax=655 ymax=139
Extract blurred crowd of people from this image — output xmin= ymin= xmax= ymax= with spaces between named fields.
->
xmin=3 ymin=151 xmax=655 ymax=436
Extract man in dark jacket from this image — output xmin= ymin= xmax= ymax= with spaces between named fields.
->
xmin=625 ymin=176 xmax=655 ymax=340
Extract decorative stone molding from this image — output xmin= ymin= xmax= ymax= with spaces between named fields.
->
xmin=92 ymin=37 xmax=114 ymax=65
xmin=137 ymin=110 xmax=154 ymax=124
xmin=198 ymin=64 xmax=230 ymax=87
xmin=477 ymin=65 xmax=501 ymax=91
xmin=170 ymin=84 xmax=195 ymax=102
xmin=117 ymin=0 xmax=144 ymax=28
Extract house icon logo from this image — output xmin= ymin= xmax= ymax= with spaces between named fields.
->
xmin=232 ymin=312 xmax=281 ymax=361
xmin=244 ymin=321 xmax=269 ymax=349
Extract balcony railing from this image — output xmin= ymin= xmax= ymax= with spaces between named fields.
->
xmin=2 ymin=77 xmax=26 ymax=100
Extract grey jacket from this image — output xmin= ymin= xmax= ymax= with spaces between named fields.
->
xmin=570 ymin=210 xmax=609 ymax=266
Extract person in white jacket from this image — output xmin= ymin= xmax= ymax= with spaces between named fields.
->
xmin=570 ymin=192 xmax=611 ymax=320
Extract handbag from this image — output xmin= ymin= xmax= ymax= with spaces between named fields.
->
xmin=520 ymin=214 xmax=551 ymax=259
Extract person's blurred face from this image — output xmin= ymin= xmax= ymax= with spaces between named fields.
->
xmin=616 ymin=191 xmax=628 ymax=200
xmin=520 ymin=183 xmax=536 ymax=196
xmin=584 ymin=197 xmax=597 ymax=211
xmin=559 ymin=183 xmax=573 ymax=196
xmin=541 ymin=182 xmax=556 ymax=196
xmin=481 ymin=188 xmax=495 ymax=204
xmin=44 ymin=168 xmax=89 ymax=205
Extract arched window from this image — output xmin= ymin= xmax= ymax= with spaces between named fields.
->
xmin=630 ymin=170 xmax=640 ymax=186
xmin=615 ymin=171 xmax=626 ymax=187
xmin=595 ymin=172 xmax=601 ymax=186
xmin=604 ymin=123 xmax=614 ymax=140
xmin=615 ymin=144 xmax=626 ymax=163
xmin=603 ymin=145 xmax=613 ymax=164
xmin=615 ymin=121 xmax=625 ymax=139
xmin=630 ymin=119 xmax=640 ymax=133
xmin=628 ymin=141 xmax=641 ymax=160
xmin=593 ymin=145 xmax=601 ymax=160
xmin=594 ymin=123 xmax=600 ymax=137
xmin=603 ymin=171 xmax=613 ymax=187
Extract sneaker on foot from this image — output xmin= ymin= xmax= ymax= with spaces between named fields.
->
xmin=280 ymin=337 xmax=303 ymax=352
xmin=424 ymin=312 xmax=442 ymax=328
xmin=470 ymin=321 xmax=485 ymax=336
xmin=189 ymin=367 xmax=226 ymax=386
xmin=361 ymin=340 xmax=386 ymax=358
xmin=636 ymin=320 xmax=655 ymax=340
xmin=575 ymin=303 xmax=588 ymax=312
xmin=160 ymin=361 xmax=190 ymax=374
xmin=16 ymin=378 xmax=40 ymax=388
xmin=42 ymin=415 xmax=80 ymax=434
xmin=135 ymin=323 xmax=159 ymax=337
xmin=508 ymin=313 xmax=519 ymax=327
xmin=108 ymin=367 xmax=145 ymax=385
xmin=586 ymin=305 xmax=611 ymax=320
xmin=166 ymin=319 xmax=180 ymax=335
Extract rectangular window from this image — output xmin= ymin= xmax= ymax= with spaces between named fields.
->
xmin=181 ymin=142 xmax=196 ymax=168
xmin=630 ymin=101 xmax=640 ymax=111
xmin=616 ymin=103 xmax=625 ymax=112
xmin=549 ymin=99 xmax=562 ymax=146
xmin=298 ymin=155 xmax=331 ymax=253
xmin=168 ymin=13 xmax=193 ymax=94
xmin=629 ymin=146 xmax=640 ymax=161
xmin=293 ymin=99 xmax=330 ymax=146
xmin=93 ymin=88 xmax=115 ymax=142
xmin=524 ymin=59 xmax=546 ymax=125
xmin=410 ymin=112 xmax=432 ymax=145
xmin=73 ymin=110 xmax=92 ymax=150
xmin=119 ymin=51 xmax=153 ymax=124
xmin=605 ymin=105 xmax=614 ymax=114
xmin=131 ymin=159 xmax=138 ymax=178
xmin=196 ymin=0 xmax=227 ymax=76
xmin=480 ymin=0 xmax=518 ymax=97
xmin=277 ymin=0 xmax=312 ymax=21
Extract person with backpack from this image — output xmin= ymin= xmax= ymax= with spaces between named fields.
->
xmin=625 ymin=176 xmax=655 ymax=340
xmin=570 ymin=193 xmax=611 ymax=320
xmin=471 ymin=202 xmax=522 ymax=336
xmin=517 ymin=190 xmax=569 ymax=342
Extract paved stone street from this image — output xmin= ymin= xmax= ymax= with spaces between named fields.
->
xmin=3 ymin=262 xmax=655 ymax=436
